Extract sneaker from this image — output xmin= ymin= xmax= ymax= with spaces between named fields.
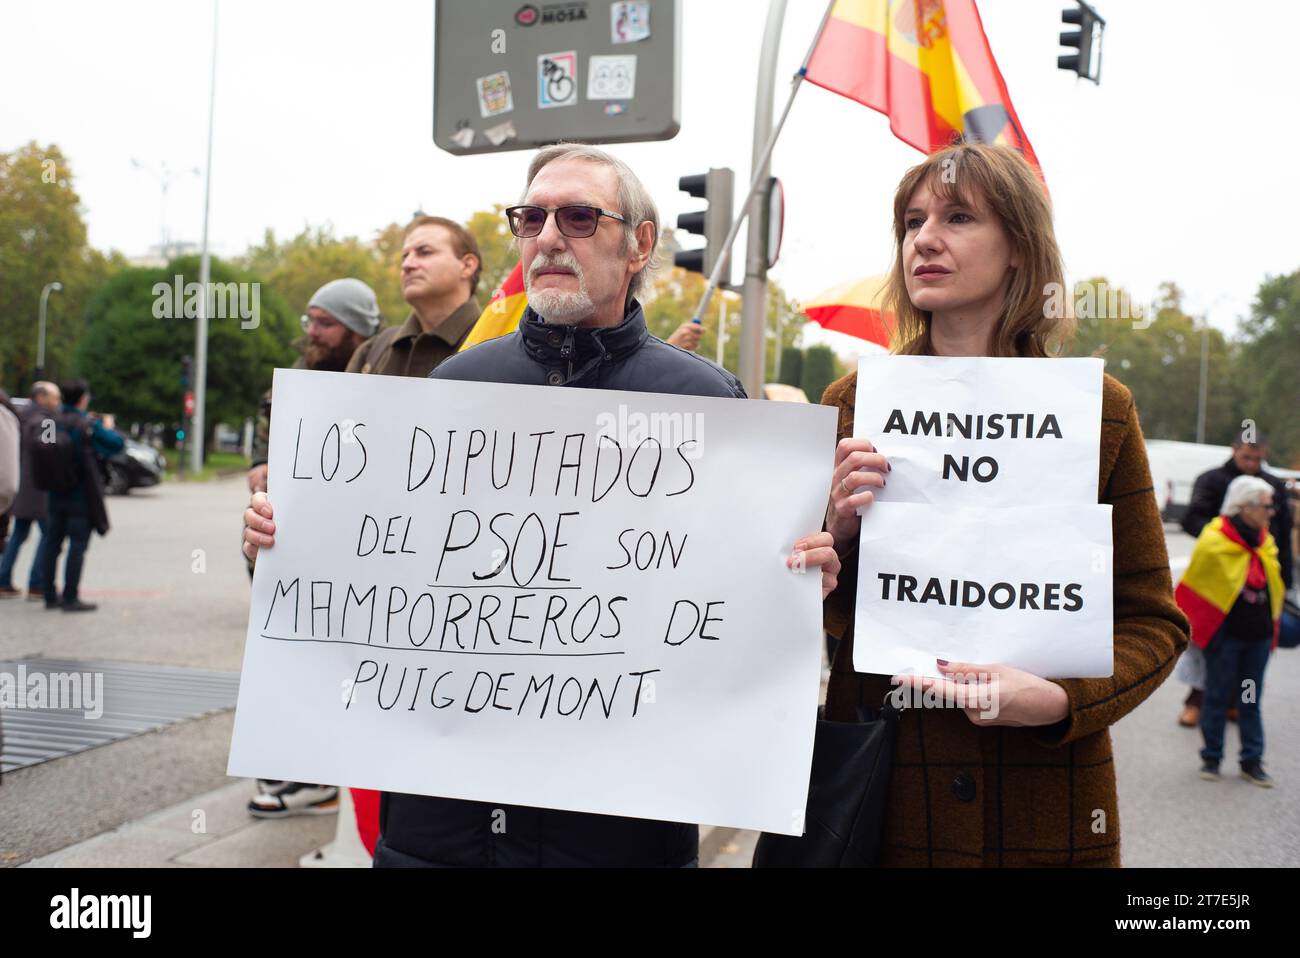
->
xmin=1198 ymin=761 xmax=1221 ymax=781
xmin=247 ymin=783 xmax=339 ymax=818
xmin=0 ymin=586 xmax=19 ymax=598
xmin=255 ymin=779 xmax=291 ymax=796
xmin=62 ymin=601 xmax=98 ymax=613
xmin=1240 ymin=763 xmax=1274 ymax=788
xmin=1178 ymin=705 xmax=1200 ymax=727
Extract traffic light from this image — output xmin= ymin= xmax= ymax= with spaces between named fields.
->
xmin=181 ymin=354 xmax=192 ymax=387
xmin=1058 ymin=1 xmax=1104 ymax=84
xmin=674 ymin=168 xmax=734 ymax=287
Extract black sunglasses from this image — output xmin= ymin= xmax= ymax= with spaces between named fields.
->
xmin=505 ymin=204 xmax=626 ymax=238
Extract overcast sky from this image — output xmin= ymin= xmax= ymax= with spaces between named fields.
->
xmin=3 ymin=1 xmax=1294 ymax=355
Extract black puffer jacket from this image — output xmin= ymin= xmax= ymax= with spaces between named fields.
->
xmin=371 ymin=300 xmax=744 ymax=868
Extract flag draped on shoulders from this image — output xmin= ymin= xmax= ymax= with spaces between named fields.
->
xmin=460 ymin=261 xmax=527 ymax=352
xmin=1175 ymin=516 xmax=1284 ymax=650
xmin=804 ymin=0 xmax=1041 ymax=174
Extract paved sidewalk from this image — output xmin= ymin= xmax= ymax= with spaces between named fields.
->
xmin=24 ymin=782 xmax=337 ymax=868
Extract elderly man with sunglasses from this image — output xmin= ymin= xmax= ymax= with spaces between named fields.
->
xmin=244 ymin=144 xmax=764 ymax=865
xmin=388 ymin=144 xmax=748 ymax=866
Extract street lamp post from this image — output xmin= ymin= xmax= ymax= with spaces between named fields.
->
xmin=36 ymin=281 xmax=63 ymax=381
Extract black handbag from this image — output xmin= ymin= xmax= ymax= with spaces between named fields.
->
xmin=751 ymin=699 xmax=899 ymax=867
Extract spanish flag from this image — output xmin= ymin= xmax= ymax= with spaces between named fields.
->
xmin=1175 ymin=517 xmax=1284 ymax=651
xmin=460 ymin=261 xmax=527 ymax=351
xmin=804 ymin=0 xmax=1040 ymax=171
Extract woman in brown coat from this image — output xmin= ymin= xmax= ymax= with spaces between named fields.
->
xmin=821 ymin=143 xmax=1189 ymax=867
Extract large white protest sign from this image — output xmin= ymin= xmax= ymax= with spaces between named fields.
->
xmin=853 ymin=356 xmax=1103 ymax=506
xmin=850 ymin=356 xmax=1114 ymax=678
xmin=228 ymin=370 xmax=836 ymax=835
xmin=855 ymin=503 xmax=1114 ymax=677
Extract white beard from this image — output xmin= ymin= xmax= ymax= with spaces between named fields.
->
xmin=526 ymin=251 xmax=598 ymax=326
xmin=528 ymin=288 xmax=595 ymax=326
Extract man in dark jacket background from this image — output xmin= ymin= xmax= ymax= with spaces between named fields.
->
xmin=40 ymin=378 xmax=124 ymax=612
xmin=1181 ymin=429 xmax=1293 ymax=587
xmin=0 ymin=381 xmax=62 ymax=599
xmin=242 ymin=143 xmax=746 ymax=867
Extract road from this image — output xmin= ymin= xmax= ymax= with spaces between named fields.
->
xmin=1 ymin=480 xmax=1295 ymax=866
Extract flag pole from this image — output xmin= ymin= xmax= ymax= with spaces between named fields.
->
xmin=690 ymin=0 xmax=836 ymax=327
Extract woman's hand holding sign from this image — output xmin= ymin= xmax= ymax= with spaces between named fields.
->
xmin=242 ymin=492 xmax=276 ymax=562
xmin=891 ymin=659 xmax=1071 ymax=728
xmin=826 ymin=438 xmax=891 ymax=554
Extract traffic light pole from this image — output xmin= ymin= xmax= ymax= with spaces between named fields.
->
xmin=690 ymin=0 xmax=835 ymax=397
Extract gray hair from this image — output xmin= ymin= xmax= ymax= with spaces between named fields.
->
xmin=1222 ymin=475 xmax=1275 ymax=517
xmin=523 ymin=143 xmax=660 ymax=299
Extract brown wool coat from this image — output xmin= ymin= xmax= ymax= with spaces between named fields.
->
xmin=822 ymin=370 xmax=1190 ymax=867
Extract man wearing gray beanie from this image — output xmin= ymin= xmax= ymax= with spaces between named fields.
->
xmin=246 ymin=277 xmax=380 ymax=496
xmin=243 ymin=276 xmax=381 ymax=819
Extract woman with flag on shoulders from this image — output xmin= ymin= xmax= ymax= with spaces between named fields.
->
xmin=1175 ymin=474 xmax=1284 ymax=787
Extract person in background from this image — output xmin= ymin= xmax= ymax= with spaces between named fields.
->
xmin=1176 ymin=475 xmax=1284 ymax=787
xmin=345 ymin=216 xmax=481 ymax=378
xmin=40 ymin=378 xmax=124 ymax=612
xmin=247 ymin=278 xmax=382 ymax=496
xmin=1174 ymin=428 xmax=1293 ymax=726
xmin=0 ymin=382 xmax=62 ymax=599
xmin=244 ymin=277 xmax=380 ymax=820
xmin=665 ymin=321 xmax=703 ymax=351
xmin=0 ymin=390 xmax=18 ymax=515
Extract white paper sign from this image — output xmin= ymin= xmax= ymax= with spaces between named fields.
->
xmin=853 ymin=356 xmax=1103 ymax=506
xmin=850 ymin=356 xmax=1113 ymax=678
xmin=228 ymin=370 xmax=836 ymax=836
xmin=854 ymin=503 xmax=1114 ymax=678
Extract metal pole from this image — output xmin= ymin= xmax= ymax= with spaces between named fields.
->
xmin=736 ymin=0 xmax=789 ymax=399
xmin=37 ymin=282 xmax=62 ymax=380
xmin=690 ymin=0 xmax=833 ymax=330
xmin=192 ymin=0 xmax=218 ymax=474
xmin=1196 ymin=320 xmax=1209 ymax=444
xmin=773 ymin=306 xmax=785 ymax=382
xmin=716 ymin=297 xmax=728 ymax=368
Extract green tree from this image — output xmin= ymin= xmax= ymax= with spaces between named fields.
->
xmin=238 ymin=225 xmax=407 ymax=327
xmin=1069 ymin=279 xmax=1239 ymax=443
xmin=0 ymin=142 xmax=125 ymax=391
xmin=74 ymin=256 xmax=296 ymax=448
xmin=1236 ymin=268 xmax=1300 ymax=464
xmin=466 ymin=205 xmax=516 ymax=298
xmin=800 ymin=345 xmax=837 ymax=405
xmin=777 ymin=347 xmax=803 ymax=388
